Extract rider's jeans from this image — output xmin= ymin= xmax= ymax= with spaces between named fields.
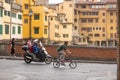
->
xmin=57 ymin=51 xmax=65 ymax=62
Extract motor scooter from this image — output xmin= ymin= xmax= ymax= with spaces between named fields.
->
xmin=22 ymin=41 xmax=52 ymax=64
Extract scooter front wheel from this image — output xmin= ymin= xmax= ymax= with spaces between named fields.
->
xmin=45 ymin=56 xmax=52 ymax=64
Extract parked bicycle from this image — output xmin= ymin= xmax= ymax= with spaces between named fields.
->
xmin=53 ymin=54 xmax=77 ymax=69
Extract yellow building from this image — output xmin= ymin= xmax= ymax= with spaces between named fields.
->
xmin=2 ymin=0 xmax=22 ymax=40
xmin=22 ymin=0 xmax=48 ymax=42
xmin=76 ymin=0 xmax=117 ymax=46
xmin=48 ymin=7 xmax=73 ymax=44
xmin=50 ymin=0 xmax=88 ymax=45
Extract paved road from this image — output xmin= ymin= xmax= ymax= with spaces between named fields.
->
xmin=0 ymin=59 xmax=117 ymax=80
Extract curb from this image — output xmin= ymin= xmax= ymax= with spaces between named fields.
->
xmin=0 ymin=56 xmax=117 ymax=64
xmin=0 ymin=56 xmax=23 ymax=60
xmin=74 ymin=60 xmax=117 ymax=64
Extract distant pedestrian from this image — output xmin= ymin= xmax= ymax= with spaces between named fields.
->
xmin=10 ymin=38 xmax=16 ymax=56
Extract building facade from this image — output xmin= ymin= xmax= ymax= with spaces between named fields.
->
xmin=2 ymin=0 xmax=22 ymax=40
xmin=48 ymin=7 xmax=73 ymax=44
xmin=76 ymin=0 xmax=117 ymax=46
xmin=22 ymin=0 xmax=49 ymax=43
xmin=0 ymin=0 xmax=3 ymax=40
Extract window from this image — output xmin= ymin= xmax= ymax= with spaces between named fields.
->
xmin=102 ymin=19 xmax=105 ymax=23
xmin=55 ymin=33 xmax=59 ymax=37
xmin=95 ymin=19 xmax=98 ymax=23
xmin=102 ymin=13 xmax=105 ymax=16
xmin=5 ymin=0 xmax=10 ymax=4
xmin=99 ymin=27 xmax=101 ymax=30
xmin=34 ymin=27 xmax=39 ymax=34
xmin=18 ymin=26 xmax=21 ymax=34
xmin=74 ymin=26 xmax=77 ymax=30
xmin=110 ymin=12 xmax=113 ymax=16
xmin=34 ymin=14 xmax=39 ymax=20
xmin=81 ymin=5 xmax=86 ymax=8
xmin=0 ymin=9 xmax=3 ymax=17
xmin=8 ymin=11 xmax=10 ymax=16
xmin=5 ymin=25 xmax=9 ymax=34
xmin=61 ymin=6 xmax=63 ymax=9
xmin=24 ymin=4 xmax=29 ymax=9
xmin=12 ymin=13 xmax=16 ymax=18
xmin=24 ymin=19 xmax=28 ymax=23
xmin=12 ymin=26 xmax=15 ymax=34
xmin=55 ymin=25 xmax=59 ymax=29
xmin=69 ymin=4 xmax=72 ymax=7
xmin=45 ymin=15 xmax=47 ymax=21
xmin=4 ymin=10 xmax=7 ymax=15
xmin=87 ymin=27 xmax=92 ymax=32
xmin=51 ymin=17 xmax=53 ymax=20
xmin=88 ymin=19 xmax=93 ymax=23
xmin=110 ymin=33 xmax=113 ymax=38
xmin=18 ymin=14 xmax=22 ymax=19
xmin=44 ymin=28 xmax=47 ymax=34
xmin=110 ymin=26 xmax=113 ymax=30
xmin=81 ymin=19 xmax=86 ymax=23
xmin=103 ymin=34 xmax=105 ymax=37
xmin=81 ymin=27 xmax=87 ymax=31
xmin=102 ymin=27 xmax=105 ymax=32
xmin=74 ymin=19 xmax=77 ymax=22
xmin=63 ymin=34 xmax=69 ymax=38
xmin=83 ymin=38 xmax=86 ymax=42
xmin=63 ymin=25 xmax=67 ymax=29
xmin=110 ymin=19 xmax=113 ymax=23
xmin=88 ymin=34 xmax=93 ymax=37
xmin=95 ymin=34 xmax=100 ymax=37
xmin=0 ymin=25 xmax=2 ymax=34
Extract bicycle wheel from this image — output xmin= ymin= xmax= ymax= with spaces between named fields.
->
xmin=53 ymin=61 xmax=60 ymax=68
xmin=69 ymin=62 xmax=77 ymax=69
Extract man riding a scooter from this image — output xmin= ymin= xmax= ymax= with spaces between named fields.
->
xmin=33 ymin=39 xmax=44 ymax=59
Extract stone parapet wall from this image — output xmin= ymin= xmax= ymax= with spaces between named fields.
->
xmin=0 ymin=43 xmax=117 ymax=61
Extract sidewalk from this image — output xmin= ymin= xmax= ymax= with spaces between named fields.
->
xmin=87 ymin=76 xmax=116 ymax=80
xmin=0 ymin=56 xmax=117 ymax=64
xmin=0 ymin=56 xmax=23 ymax=60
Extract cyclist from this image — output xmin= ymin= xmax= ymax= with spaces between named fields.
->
xmin=56 ymin=41 xmax=71 ymax=66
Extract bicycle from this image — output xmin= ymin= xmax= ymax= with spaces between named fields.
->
xmin=53 ymin=54 xmax=77 ymax=69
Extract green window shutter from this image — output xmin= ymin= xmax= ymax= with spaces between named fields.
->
xmin=45 ymin=16 xmax=47 ymax=21
xmin=18 ymin=26 xmax=21 ymax=34
xmin=0 ymin=25 xmax=2 ymax=34
xmin=18 ymin=14 xmax=22 ymax=20
xmin=0 ymin=9 xmax=3 ymax=17
xmin=34 ymin=14 xmax=39 ymax=20
xmin=5 ymin=25 xmax=9 ymax=34
xmin=4 ymin=10 xmax=7 ymax=15
xmin=34 ymin=27 xmax=39 ymax=34
xmin=12 ymin=13 xmax=16 ymax=18
xmin=44 ymin=28 xmax=47 ymax=34
xmin=12 ymin=26 xmax=15 ymax=34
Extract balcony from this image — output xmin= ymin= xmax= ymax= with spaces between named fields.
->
xmin=12 ymin=3 xmax=22 ymax=12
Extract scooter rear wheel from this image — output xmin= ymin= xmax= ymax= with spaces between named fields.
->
xmin=24 ymin=53 xmax=33 ymax=64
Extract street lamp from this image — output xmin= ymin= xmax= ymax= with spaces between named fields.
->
xmin=29 ymin=9 xmax=33 ymax=39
